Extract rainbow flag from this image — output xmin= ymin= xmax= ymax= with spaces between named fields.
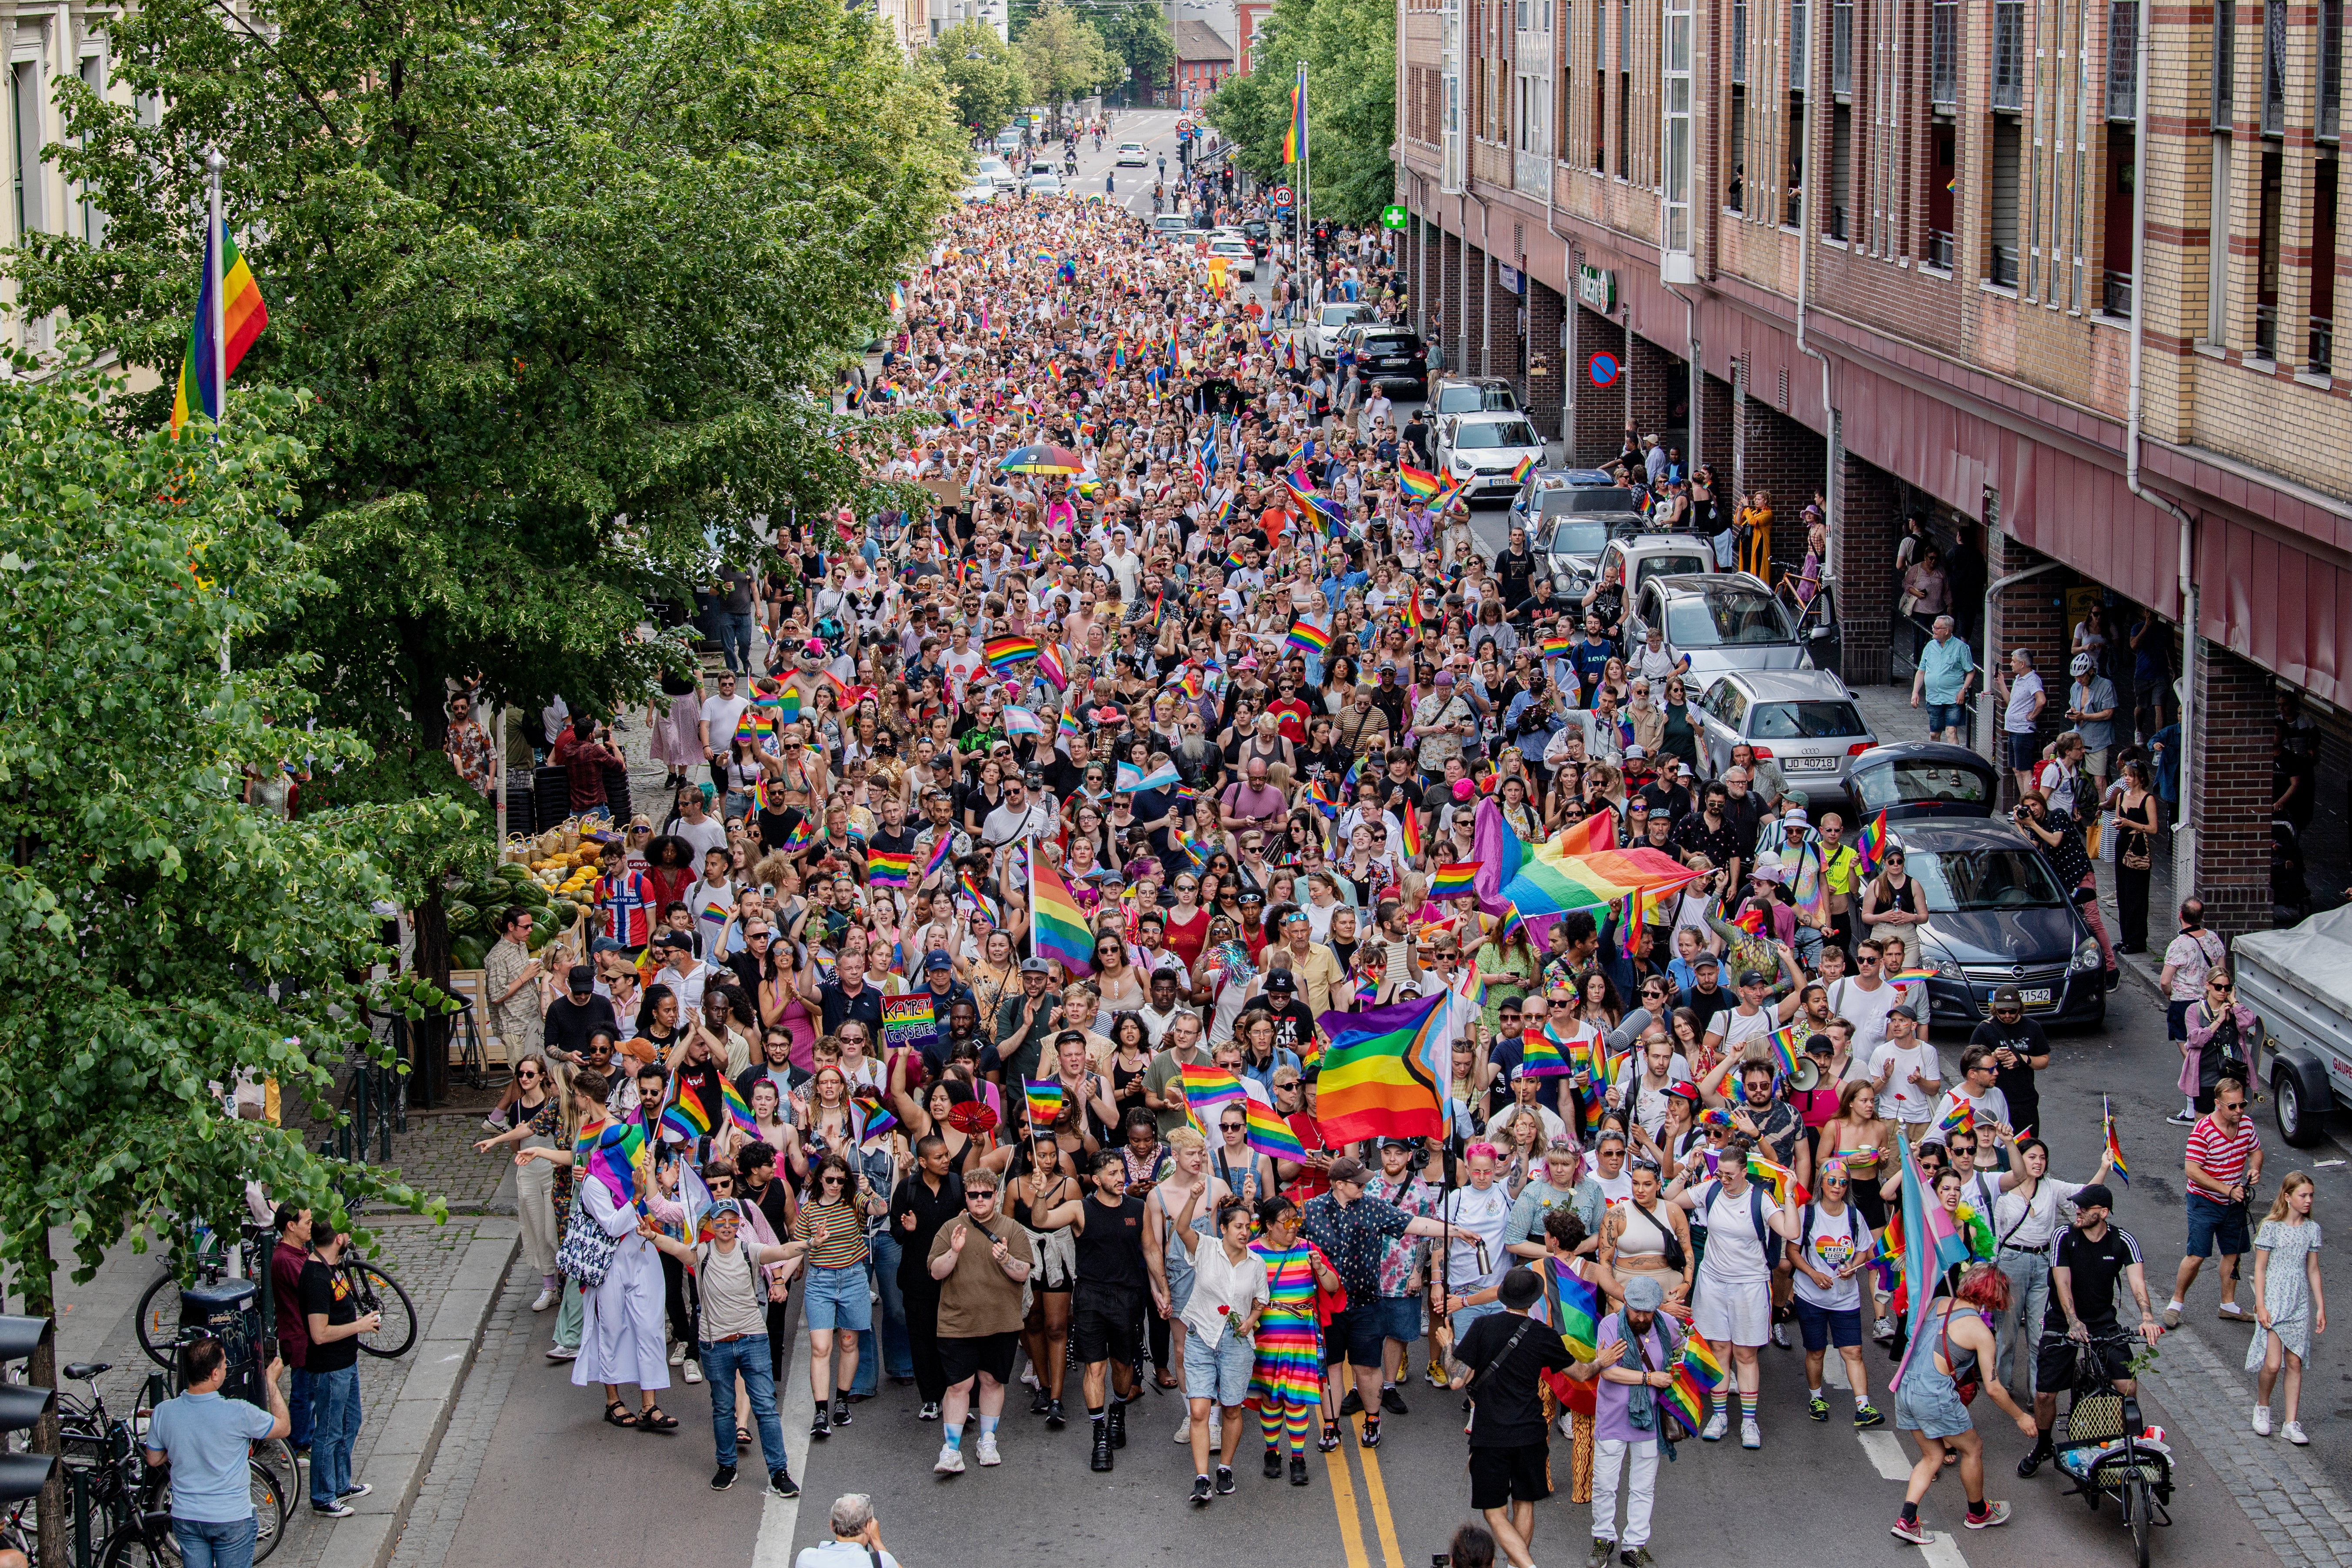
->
xmin=1853 ymin=809 xmax=1888 ymax=877
xmin=777 ymin=813 xmax=818 ymax=855
xmin=1519 ymin=1027 xmax=1570 ymax=1076
xmin=1313 ymin=991 xmax=1446 ymax=1143
xmin=661 ymin=1078 xmax=716 ymax=1143
xmin=921 ymin=831 xmax=954 ymax=884
xmin=1283 ymin=62 xmax=1308 ymax=165
xmin=854 ymin=1095 xmax=899 ymax=1146
xmin=1431 ymin=862 xmax=1480 ymax=900
xmin=734 ymin=704 xmax=773 ymax=746
xmin=1497 ymin=843 xmax=1708 ymax=941
xmin=1306 ymin=776 xmax=1342 ymax=819
xmin=718 ymin=1078 xmax=758 ymax=1136
xmin=867 ymin=848 xmax=915 ymax=887
xmin=2103 ymin=1095 xmax=2130 ymax=1185
xmin=984 ymin=635 xmax=1040 ymax=672
xmin=575 ymin=1119 xmax=650 ymax=1212
xmin=1762 ymin=1018 xmax=1807 ymax=1082
xmin=1661 ymin=1334 xmax=1728 ymax=1433
xmin=171 ymin=217 xmax=270 ymax=436
xmin=1028 ymin=856 xmax=1095 ymax=976
xmin=1554 ymin=811 xmax=1617 ymax=860
xmin=1936 ymin=1098 xmax=1976 ymax=1140
xmin=1242 ymin=1099 xmax=1308 ymax=1162
xmin=1540 ymin=632 xmax=1572 ymax=658
xmin=1887 ymin=967 xmax=1939 ymax=985
xmin=1287 ymin=617 xmax=1331 ymax=657
xmin=1396 ymin=464 xmax=1444 ymax=500
xmin=1397 ymin=807 xmax=1422 ymax=864
xmin=888 ymin=281 xmax=906 ymax=312
xmin=1731 ymin=904 xmax=1771 ymax=937
xmin=1746 ymin=1152 xmax=1812 ymax=1208
xmin=1056 ymin=709 xmax=1084 ymax=743
xmin=1180 ymin=1062 xmax=1248 ymax=1121
xmin=1548 ymin=1257 xmax=1601 ymax=1360
xmin=1402 ymin=588 xmax=1424 ymax=632
xmin=1510 ymin=454 xmax=1537 ymax=485
xmin=1024 ymin=1078 xmax=1066 ymax=1126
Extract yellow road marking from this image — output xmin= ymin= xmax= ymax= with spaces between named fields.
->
xmin=1350 ymin=1417 xmax=1408 ymax=1568
xmin=1322 ymin=1441 xmax=1374 ymax=1568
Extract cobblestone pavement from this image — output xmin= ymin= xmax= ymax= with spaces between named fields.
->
xmin=280 ymin=1101 xmax=516 ymax=1213
xmin=382 ymin=1255 xmax=530 ymax=1568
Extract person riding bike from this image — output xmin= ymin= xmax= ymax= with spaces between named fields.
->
xmin=2015 ymin=1183 xmax=2165 ymax=1476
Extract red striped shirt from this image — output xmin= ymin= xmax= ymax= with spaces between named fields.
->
xmin=2185 ymin=1114 xmax=2261 ymax=1188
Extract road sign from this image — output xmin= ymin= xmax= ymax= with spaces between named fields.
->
xmin=1588 ymin=350 xmax=1621 ymax=387
xmin=1273 ymin=185 xmax=1294 ymax=207
xmin=1176 ymin=117 xmax=1194 ymax=134
xmin=1380 ymin=204 xmax=1408 ymax=230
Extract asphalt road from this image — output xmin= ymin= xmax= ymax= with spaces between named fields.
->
xmin=416 ymin=126 xmax=2351 ymax=1568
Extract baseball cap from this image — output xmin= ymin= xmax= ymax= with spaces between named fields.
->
xmin=654 ymin=931 xmax=692 ymax=951
xmin=2074 ymin=1183 xmax=2115 ymax=1211
xmin=1020 ymin=957 xmax=1053 ymax=975
xmin=1991 ymin=984 xmax=2023 ymax=1008
xmin=566 ymin=964 xmax=595 ymax=989
xmin=590 ymin=936 xmax=627 ymax=955
xmin=1664 ymin=1081 xmax=1700 ymax=1103
xmin=925 ymin=950 xmax=956 ymax=972
xmin=1325 ymin=1156 xmax=1367 ymax=1184
xmin=1739 ymin=969 xmax=1767 ymax=988
xmin=1695 ymin=952 xmax=1720 ymax=970
xmin=1379 ymin=1136 xmax=1418 ymax=1150
xmin=1887 ymin=1002 xmax=1919 ymax=1021
xmin=703 ymin=1198 xmax=746 ymax=1224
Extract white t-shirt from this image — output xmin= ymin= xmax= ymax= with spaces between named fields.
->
xmin=1441 ymin=1182 xmax=1515 ymax=1293
xmin=699 ymin=694 xmax=751 ymax=755
xmin=2003 ymin=670 xmax=2045 ymax=734
xmin=1930 ymin=1084 xmax=2012 ymax=1145
xmin=1791 ymin=1201 xmax=1868 ymax=1311
xmin=1709 ymin=1004 xmax=1774 ymax=1056
xmin=797 ymin=1545 xmax=902 ymax=1568
xmin=1989 ymin=1176 xmax=2092 ymax=1252
xmin=1828 ymin=976 xmax=1902 ymax=1066
xmin=671 ymin=814 xmax=729 ymax=864
xmin=1697 ymin=1183 xmax=1773 ymax=1285
xmin=1870 ymin=1039 xmax=1941 ymax=1124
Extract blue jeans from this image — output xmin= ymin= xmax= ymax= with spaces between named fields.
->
xmin=702 ymin=1335 xmax=789 ymax=1478
xmin=851 ymin=1232 xmax=913 ymax=1396
xmin=172 ymin=1515 xmax=258 ymax=1568
xmin=287 ymin=1367 xmax=314 ymax=1450
xmin=717 ymin=611 xmax=757 ymax=674
xmin=308 ymin=1364 xmax=361 ymax=1508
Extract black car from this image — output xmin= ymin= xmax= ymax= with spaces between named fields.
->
xmin=1349 ymin=327 xmax=1429 ymax=395
xmin=1241 ymin=218 xmax=1270 ymax=257
xmin=1848 ymin=743 xmax=2107 ymax=1031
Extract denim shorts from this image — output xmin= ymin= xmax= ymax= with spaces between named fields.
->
xmin=2006 ymin=731 xmax=2041 ymax=772
xmin=801 ymin=1261 xmax=873 ymax=1332
xmin=1366 ymin=1294 xmax=1422 ymax=1345
xmin=1183 ymin=1324 xmax=1255 ymax=1406
xmin=1925 ymin=702 xmax=1966 ymax=734
xmin=1894 ymin=1369 xmax=1973 ymax=1439
xmin=2185 ymin=1192 xmax=2250 ymax=1258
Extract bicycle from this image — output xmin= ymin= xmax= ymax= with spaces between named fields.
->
xmin=137 ymin=1228 xmax=418 ymax=1368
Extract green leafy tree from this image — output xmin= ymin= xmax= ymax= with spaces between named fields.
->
xmin=1204 ymin=0 xmax=1393 ymax=220
xmin=924 ymin=19 xmax=1033 ymax=137
xmin=0 ymin=363 xmax=460 ymax=1561
xmin=1018 ymin=1 xmax=1118 ymax=121
xmin=1082 ymin=3 xmax=1176 ymax=103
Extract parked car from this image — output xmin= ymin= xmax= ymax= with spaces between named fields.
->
xmin=1427 ymin=375 xmax=1521 ymax=415
xmin=1513 ymin=470 xmax=1645 ymax=575
xmin=1588 ymin=533 xmax=1718 ymax=600
xmin=1346 ymin=325 xmax=1429 ymax=395
xmin=1691 ymin=670 xmax=1876 ymax=804
xmin=1434 ymin=411 xmax=1546 ymax=504
xmin=1307 ymin=301 xmax=1374 ymax=363
xmin=2232 ymin=904 xmax=2352 ymax=1145
xmin=1627 ymin=571 xmax=1819 ymax=681
xmin=1846 ymin=743 xmax=2107 ymax=1029
xmin=1207 ymin=236 xmax=1257 ymax=280
xmin=1024 ymin=173 xmax=1064 ymax=196
xmin=1115 ymin=140 xmax=1149 ymax=167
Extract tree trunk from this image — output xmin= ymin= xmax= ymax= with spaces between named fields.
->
xmin=410 ymin=890 xmax=450 ymax=1111
xmin=22 ymin=1233 xmax=60 ymax=1568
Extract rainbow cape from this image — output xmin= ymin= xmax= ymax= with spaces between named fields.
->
xmin=1543 ymin=1257 xmax=1601 ymax=1360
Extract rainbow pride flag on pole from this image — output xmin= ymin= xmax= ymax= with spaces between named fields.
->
xmin=1854 ymin=809 xmax=1889 ymax=877
xmin=1661 ymin=1334 xmax=1728 ymax=1433
xmin=1029 ymin=855 xmax=1095 ymax=977
xmin=1397 ymin=464 xmax=1445 ymax=500
xmin=1313 ymin=992 xmax=1446 ymax=1143
xmin=1287 ymin=617 xmax=1332 ymax=657
xmin=984 ymin=635 xmax=1040 ymax=672
xmin=1495 ymin=844 xmax=1707 ymax=943
xmin=2103 ymin=1095 xmax=2130 ymax=1185
xmin=718 ymin=1078 xmax=758 ymax=1136
xmin=1023 ymin=1078 xmax=1066 ymax=1126
xmin=1179 ymin=1063 xmax=1248 ymax=1121
xmin=171 ymin=216 xmax=269 ymax=436
xmin=866 ymin=849 xmax=914 ymax=887
xmin=1430 ymin=862 xmax=1480 ymax=900
xmin=1242 ymin=1099 xmax=1308 ymax=1162
xmin=1282 ymin=61 xmax=1308 ymax=166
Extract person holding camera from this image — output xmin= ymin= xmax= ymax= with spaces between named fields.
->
xmin=144 ymin=1338 xmax=291 ymax=1568
xmin=300 ymin=1227 xmax=383 ymax=1518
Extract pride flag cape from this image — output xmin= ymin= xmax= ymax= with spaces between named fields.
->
xmin=1889 ymin=1127 xmax=1973 ymax=1392
xmin=1496 ymin=842 xmax=1708 ymax=943
xmin=1314 ymin=991 xmax=1447 ymax=1142
xmin=1028 ymin=856 xmax=1095 ymax=977
xmin=1242 ymin=1099 xmax=1307 ymax=1162
xmin=1540 ymin=1257 xmax=1601 ymax=1360
xmin=576 ymin=1119 xmax=651 ymax=1212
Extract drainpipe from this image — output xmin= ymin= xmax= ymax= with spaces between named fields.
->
xmin=2122 ymin=0 xmax=2199 ymax=897
xmin=1663 ymin=282 xmax=1701 ymax=474
xmin=1978 ymin=559 xmax=2066 ymax=762
xmin=1467 ymin=188 xmax=1492 ymax=375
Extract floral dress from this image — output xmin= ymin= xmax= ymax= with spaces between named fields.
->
xmin=2246 ymin=1218 xmax=2322 ymax=1368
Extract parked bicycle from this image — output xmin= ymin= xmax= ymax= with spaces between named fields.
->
xmin=136 ymin=1224 xmax=417 ymax=1369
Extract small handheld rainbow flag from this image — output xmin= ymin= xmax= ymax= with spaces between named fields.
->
xmin=1402 ymin=588 xmax=1425 ymax=632
xmin=1242 ymin=1099 xmax=1307 ymax=1163
xmin=854 ymin=1095 xmax=899 ymax=1146
xmin=1287 ymin=617 xmax=1332 ymax=657
xmin=1936 ymin=1098 xmax=1976 ymax=1139
xmin=1519 ymin=1026 xmax=1573 ymax=1077
xmin=1854 ymin=809 xmax=1889 ymax=877
xmin=1886 ymin=967 xmax=1940 ymax=985
xmin=984 ymin=635 xmax=1040 ymax=672
xmin=1763 ymin=1019 xmax=1807 ymax=1082
xmin=1179 ymin=1062 xmax=1248 ymax=1121
xmin=1745 ymin=1152 xmax=1812 ymax=1208
xmin=866 ymin=849 xmax=915 ymax=887
xmin=1024 ymin=1078 xmax=1067 ymax=1126
xmin=921 ymin=831 xmax=954 ymax=884
xmin=1547 ymin=1257 xmax=1601 ymax=1360
xmin=1396 ymin=464 xmax=1444 ymax=500
xmin=1029 ymin=856 xmax=1095 ymax=977
xmin=1731 ymin=904 xmax=1771 ymax=937
xmin=661 ymin=1079 xmax=715 ymax=1142
xmin=777 ymin=814 xmax=818 ymax=855
xmin=1661 ymin=1334 xmax=1728 ymax=1433
xmin=1430 ymin=862 xmax=1480 ymax=900
xmin=1541 ymin=632 xmax=1573 ymax=658
xmin=1510 ymin=454 xmax=1538 ymax=485
xmin=2102 ymin=1095 xmax=2130 ymax=1185
xmin=1397 ymin=807 xmax=1422 ymax=864
xmin=718 ymin=1078 xmax=758 ymax=1136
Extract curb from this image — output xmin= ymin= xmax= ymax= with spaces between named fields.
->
xmin=313 ymin=1218 xmax=521 ymax=1568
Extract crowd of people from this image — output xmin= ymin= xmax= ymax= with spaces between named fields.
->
xmin=424 ymin=185 xmax=2333 ymax=1566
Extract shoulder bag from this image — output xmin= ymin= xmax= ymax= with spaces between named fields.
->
xmin=557 ymin=1194 xmax=621 ymax=1290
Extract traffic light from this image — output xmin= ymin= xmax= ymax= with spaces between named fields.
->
xmin=0 ymin=1317 xmax=56 ymax=1506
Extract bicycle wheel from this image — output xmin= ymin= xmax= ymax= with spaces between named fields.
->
xmin=2125 ymin=1476 xmax=2152 ymax=1568
xmin=100 ymin=1516 xmax=180 ymax=1568
xmin=250 ymin=1438 xmax=300 ymax=1515
xmin=349 ymin=1263 xmax=418 ymax=1358
xmin=248 ymin=1459 xmax=288 ymax=1564
xmin=134 ymin=1277 xmax=181 ymax=1370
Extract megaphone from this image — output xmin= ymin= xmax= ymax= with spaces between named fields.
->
xmin=1788 ymin=1057 xmax=1822 ymax=1092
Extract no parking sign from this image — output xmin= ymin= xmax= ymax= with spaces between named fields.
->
xmin=1588 ymin=350 xmax=1621 ymax=387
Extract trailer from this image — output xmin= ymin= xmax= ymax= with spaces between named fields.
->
xmin=2230 ymin=904 xmax=2352 ymax=1147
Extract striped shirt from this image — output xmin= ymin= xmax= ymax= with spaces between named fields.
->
xmin=791 ymin=1199 xmax=871 ymax=1269
xmin=2185 ymin=1115 xmax=2261 ymax=1190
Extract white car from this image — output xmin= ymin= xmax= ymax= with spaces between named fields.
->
xmin=1435 ymin=411 xmax=1547 ymax=503
xmin=1306 ymin=301 xmax=1374 ymax=364
xmin=1151 ymin=213 xmax=1190 ymax=234
xmin=1207 ymin=236 xmax=1257 ymax=280
xmin=1115 ymin=140 xmax=1148 ymax=167
xmin=1024 ymin=173 xmax=1064 ymax=196
xmin=959 ymin=181 xmax=999 ymax=203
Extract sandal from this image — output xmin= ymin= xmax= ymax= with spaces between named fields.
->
xmin=1153 ymin=1371 xmax=1181 ymax=1391
xmin=604 ymin=1401 xmax=640 ymax=1430
xmin=737 ymin=1428 xmax=751 ymax=1447
xmin=639 ymin=1405 xmax=680 ymax=1434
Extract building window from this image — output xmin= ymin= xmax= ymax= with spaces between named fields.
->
xmin=1932 ymin=0 xmax=1959 ymax=105
xmin=2262 ymin=0 xmax=2286 ymax=135
xmin=2107 ymin=0 xmax=2137 ymax=120
xmin=2313 ymin=157 xmax=2339 ymax=370
xmin=77 ymin=54 xmax=105 ymax=248
xmin=1993 ymin=0 xmax=2025 ymax=109
xmin=11 ymin=61 xmax=40 ymax=240
xmin=2206 ymin=134 xmax=2231 ymax=341
xmin=1792 ymin=0 xmax=1809 ymax=90
xmin=1729 ymin=83 xmax=1748 ymax=208
xmin=2101 ymin=123 xmax=2135 ymax=315
xmin=2214 ymin=0 xmax=2236 ymax=123
xmin=1733 ymin=0 xmax=1747 ymax=82
xmin=1664 ymin=0 xmax=1694 ymax=251
xmin=1928 ymin=123 xmax=1957 ymax=266
xmin=2255 ymin=145 xmax=2282 ymax=356
xmin=2322 ymin=0 xmax=2342 ymax=140
xmin=1830 ymin=104 xmax=1852 ymax=237
xmin=1787 ymin=100 xmax=1807 ymax=224
xmin=1989 ymin=114 xmax=2022 ymax=284
xmin=1832 ymin=0 xmax=1852 ymax=95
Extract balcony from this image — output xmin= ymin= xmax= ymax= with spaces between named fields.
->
xmin=1990 ymin=244 xmax=2019 ymax=286
xmin=1516 ymin=148 xmax=1550 ymax=193
xmin=2102 ymin=268 xmax=2133 ymax=317
xmin=1927 ymin=228 xmax=1955 ymax=268
xmin=2106 ymin=1 xmax=2137 ymax=120
xmin=1993 ymin=1 xmax=2025 ymax=110
xmin=1931 ymin=1 xmax=1958 ymax=106
xmin=2312 ymin=316 xmax=2335 ymax=374
xmin=2256 ymin=302 xmax=2281 ymax=359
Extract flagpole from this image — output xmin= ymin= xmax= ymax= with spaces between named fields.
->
xmin=206 ymin=148 xmax=226 ymax=433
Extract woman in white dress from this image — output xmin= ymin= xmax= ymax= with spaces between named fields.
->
xmin=565 ymin=1069 xmax=677 ymax=1431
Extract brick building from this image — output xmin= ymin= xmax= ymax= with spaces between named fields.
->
xmin=1395 ymin=0 xmax=2352 ymax=936
xmin=1175 ymin=19 xmax=1239 ymax=110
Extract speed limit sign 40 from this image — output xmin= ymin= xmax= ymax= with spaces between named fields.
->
xmin=1272 ymin=185 xmax=1294 ymax=207
xmin=1176 ymin=117 xmax=1194 ymax=134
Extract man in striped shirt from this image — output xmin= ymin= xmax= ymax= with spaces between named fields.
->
xmin=2162 ymin=1078 xmax=2264 ymax=1328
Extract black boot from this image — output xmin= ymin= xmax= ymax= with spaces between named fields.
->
xmin=1289 ymin=1454 xmax=1311 ymax=1486
xmin=2016 ymin=1437 xmax=2055 ymax=1478
xmin=1107 ymin=1401 xmax=1127 ymax=1450
xmin=1264 ymin=1446 xmax=1283 ymax=1478
xmin=1090 ymin=1421 xmax=1114 ymax=1472
xmin=1046 ymin=1398 xmax=1066 ymax=1429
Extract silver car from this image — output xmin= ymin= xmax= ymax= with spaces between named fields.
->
xmin=1630 ymin=572 xmax=1818 ymax=682
xmin=1694 ymin=670 xmax=1877 ymax=799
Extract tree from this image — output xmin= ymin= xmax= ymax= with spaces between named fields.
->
xmin=1017 ymin=1 xmax=1118 ymax=121
xmin=923 ymin=19 xmax=1032 ymax=137
xmin=1082 ymin=3 xmax=1175 ymax=103
xmin=1203 ymin=0 xmax=1394 ymax=221
xmin=0 ymin=362 xmax=458 ymax=1565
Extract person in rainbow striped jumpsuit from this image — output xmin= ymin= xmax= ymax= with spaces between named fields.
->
xmin=1249 ymin=1196 xmax=1343 ymax=1487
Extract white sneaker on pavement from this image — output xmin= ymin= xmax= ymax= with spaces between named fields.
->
xmin=531 ymin=1290 xmax=557 ymax=1312
xmin=1741 ymin=1418 xmax=1761 ymax=1449
xmin=683 ymin=1360 xmax=703 ymax=1384
xmin=2284 ymin=1421 xmax=2309 ymax=1445
xmin=1701 ymin=1410 xmax=1728 ymax=1442
xmin=976 ymin=1435 xmax=1001 ymax=1466
xmin=2253 ymin=1406 xmax=2272 ymax=1436
xmin=668 ymin=1341 xmax=687 ymax=1366
xmin=934 ymin=1443 xmax=965 ymax=1475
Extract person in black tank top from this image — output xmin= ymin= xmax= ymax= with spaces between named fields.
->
xmin=1069 ymin=1151 xmax=1148 ymax=1468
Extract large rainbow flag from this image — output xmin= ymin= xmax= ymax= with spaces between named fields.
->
xmin=1889 ymin=1128 xmax=1973 ymax=1393
xmin=1028 ymin=856 xmax=1095 ymax=977
xmin=1314 ymin=992 xmax=1446 ymax=1143
xmin=1495 ymin=841 xmax=1708 ymax=943
xmin=575 ymin=1119 xmax=651 ymax=1213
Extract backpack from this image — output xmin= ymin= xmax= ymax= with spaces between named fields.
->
xmin=1705 ymin=1179 xmax=1782 ymax=1268
xmin=691 ymin=1239 xmax=764 ymax=1342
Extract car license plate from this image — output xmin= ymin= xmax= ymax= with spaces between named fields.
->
xmin=1783 ymin=756 xmax=1840 ymax=773
xmin=2019 ymin=988 xmax=2053 ymax=1006
xmin=1383 ymin=357 xmax=1409 ymax=367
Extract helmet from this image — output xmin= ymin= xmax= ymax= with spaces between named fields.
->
xmin=2070 ymin=652 xmax=2097 ymax=677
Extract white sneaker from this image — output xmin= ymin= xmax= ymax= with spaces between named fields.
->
xmin=1772 ymin=1322 xmax=1790 ymax=1349
xmin=683 ymin=1360 xmax=703 ymax=1384
xmin=1701 ymin=1410 xmax=1729 ymax=1441
xmin=668 ymin=1341 xmax=687 ymax=1367
xmin=530 ymin=1290 xmax=557 ymax=1312
xmin=933 ymin=1443 xmax=965 ymax=1475
xmin=2253 ymin=1406 xmax=2273 ymax=1436
xmin=1741 ymin=1418 xmax=1761 ymax=1449
xmin=976 ymin=1435 xmax=1001 ymax=1466
xmin=1176 ymin=1411 xmax=1195 ymax=1442
xmin=2283 ymin=1421 xmax=2309 ymax=1445
xmin=546 ymin=1344 xmax=578 ymax=1361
